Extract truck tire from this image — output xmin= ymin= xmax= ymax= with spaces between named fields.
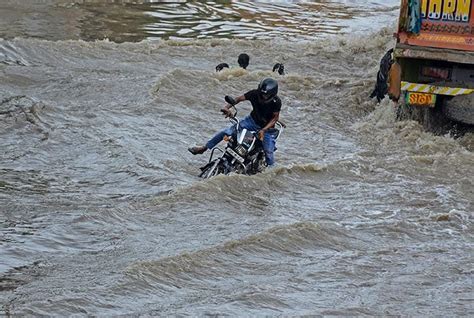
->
xmin=443 ymin=94 xmax=474 ymax=125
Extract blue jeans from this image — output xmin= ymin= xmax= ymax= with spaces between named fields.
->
xmin=206 ymin=115 xmax=278 ymax=166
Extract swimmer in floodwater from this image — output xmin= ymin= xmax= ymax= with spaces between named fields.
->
xmin=237 ymin=53 xmax=250 ymax=69
xmin=215 ymin=54 xmax=285 ymax=75
xmin=215 ymin=63 xmax=229 ymax=72
xmin=272 ymin=63 xmax=285 ymax=75
xmin=215 ymin=53 xmax=250 ymax=72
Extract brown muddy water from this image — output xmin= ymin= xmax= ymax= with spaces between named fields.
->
xmin=1 ymin=0 xmax=473 ymax=316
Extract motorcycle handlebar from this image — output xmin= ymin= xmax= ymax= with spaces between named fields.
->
xmin=221 ymin=104 xmax=237 ymax=119
xmin=229 ymin=116 xmax=239 ymax=126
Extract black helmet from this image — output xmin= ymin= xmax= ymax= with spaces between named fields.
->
xmin=258 ymin=78 xmax=278 ymax=101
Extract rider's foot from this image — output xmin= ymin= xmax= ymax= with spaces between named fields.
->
xmin=188 ymin=145 xmax=207 ymax=155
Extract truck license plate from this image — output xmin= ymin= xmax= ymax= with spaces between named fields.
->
xmin=406 ymin=92 xmax=436 ymax=107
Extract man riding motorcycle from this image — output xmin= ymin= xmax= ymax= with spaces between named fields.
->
xmin=188 ymin=78 xmax=282 ymax=167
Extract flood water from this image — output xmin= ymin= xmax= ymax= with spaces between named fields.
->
xmin=1 ymin=0 xmax=473 ymax=316
xmin=0 ymin=0 xmax=399 ymax=41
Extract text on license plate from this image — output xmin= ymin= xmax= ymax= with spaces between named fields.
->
xmin=406 ymin=92 xmax=436 ymax=107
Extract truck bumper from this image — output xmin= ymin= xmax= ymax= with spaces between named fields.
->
xmin=401 ymin=81 xmax=474 ymax=125
xmin=401 ymin=81 xmax=474 ymax=96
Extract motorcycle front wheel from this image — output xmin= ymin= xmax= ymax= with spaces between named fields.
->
xmin=199 ymin=159 xmax=226 ymax=179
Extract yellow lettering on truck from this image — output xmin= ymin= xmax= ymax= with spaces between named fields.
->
xmin=443 ymin=0 xmax=456 ymax=21
xmin=428 ymin=0 xmax=443 ymax=20
xmin=421 ymin=0 xmax=472 ymax=22
xmin=456 ymin=0 xmax=472 ymax=22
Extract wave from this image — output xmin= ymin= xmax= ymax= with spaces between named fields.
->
xmin=0 ymin=41 xmax=31 ymax=66
xmin=355 ymin=101 xmax=474 ymax=154
xmin=125 ymin=221 xmax=356 ymax=290
xmin=0 ymin=95 xmax=51 ymax=138
xmin=147 ymin=162 xmax=325 ymax=209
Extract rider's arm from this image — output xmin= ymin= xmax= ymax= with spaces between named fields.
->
xmin=221 ymin=94 xmax=246 ymax=116
xmin=223 ymin=94 xmax=246 ymax=111
xmin=261 ymin=112 xmax=280 ymax=132
xmin=234 ymin=95 xmax=246 ymax=103
xmin=257 ymin=111 xmax=280 ymax=140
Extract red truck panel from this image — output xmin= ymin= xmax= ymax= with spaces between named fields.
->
xmin=398 ymin=0 xmax=474 ymax=51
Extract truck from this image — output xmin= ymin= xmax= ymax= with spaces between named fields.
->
xmin=393 ymin=0 xmax=474 ymax=133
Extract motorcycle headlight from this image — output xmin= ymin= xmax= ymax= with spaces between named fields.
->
xmin=234 ymin=145 xmax=247 ymax=157
xmin=242 ymin=131 xmax=255 ymax=147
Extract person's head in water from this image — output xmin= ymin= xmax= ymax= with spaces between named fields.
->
xmin=215 ymin=63 xmax=229 ymax=72
xmin=238 ymin=53 xmax=250 ymax=69
xmin=272 ymin=63 xmax=285 ymax=75
xmin=257 ymin=78 xmax=278 ymax=103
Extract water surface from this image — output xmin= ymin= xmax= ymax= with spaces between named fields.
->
xmin=1 ymin=0 xmax=473 ymax=316
xmin=0 ymin=0 xmax=399 ymax=41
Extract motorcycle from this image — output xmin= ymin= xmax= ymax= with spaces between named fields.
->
xmin=199 ymin=96 xmax=285 ymax=179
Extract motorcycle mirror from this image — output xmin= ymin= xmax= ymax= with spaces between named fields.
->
xmin=225 ymin=95 xmax=236 ymax=106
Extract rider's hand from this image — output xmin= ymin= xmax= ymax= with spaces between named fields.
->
xmin=220 ymin=108 xmax=232 ymax=118
xmin=257 ymin=130 xmax=265 ymax=141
